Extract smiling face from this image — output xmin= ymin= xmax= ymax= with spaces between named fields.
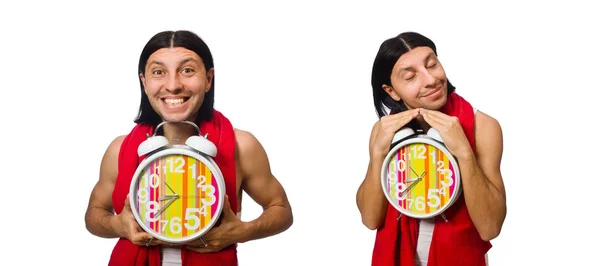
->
xmin=140 ymin=47 xmax=214 ymax=122
xmin=383 ymin=46 xmax=448 ymax=110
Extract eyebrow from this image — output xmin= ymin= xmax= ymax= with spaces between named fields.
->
xmin=147 ymin=57 xmax=199 ymax=67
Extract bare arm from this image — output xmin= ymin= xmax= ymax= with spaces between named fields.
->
xmin=421 ymin=109 xmax=506 ymax=241
xmin=356 ymin=121 xmax=389 ymax=230
xmin=84 ymin=136 xmax=124 ymax=238
xmin=236 ymin=129 xmax=293 ymax=242
xmin=84 ymin=136 xmax=153 ymax=245
xmin=356 ymin=109 xmax=420 ymax=230
xmin=458 ymin=111 xmax=506 ymax=241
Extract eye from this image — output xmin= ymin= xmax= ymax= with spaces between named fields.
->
xmin=426 ymin=60 xmax=437 ymax=68
xmin=404 ymin=73 xmax=416 ymax=81
xmin=152 ymin=69 xmax=164 ymax=75
xmin=181 ymin=67 xmax=195 ymax=74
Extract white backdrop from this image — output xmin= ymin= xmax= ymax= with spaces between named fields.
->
xmin=1 ymin=0 xmax=598 ymax=265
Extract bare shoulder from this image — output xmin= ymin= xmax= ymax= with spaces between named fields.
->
xmin=369 ymin=119 xmax=382 ymax=145
xmin=474 ymin=110 xmax=503 ymax=171
xmin=474 ymin=110 xmax=502 ymax=137
xmin=100 ymin=135 xmax=128 ymax=181
xmin=105 ymin=135 xmax=127 ymax=161
xmin=233 ymin=129 xmax=269 ymax=166
xmin=234 ymin=128 xmax=263 ymax=154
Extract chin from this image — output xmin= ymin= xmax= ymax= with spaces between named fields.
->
xmin=160 ymin=113 xmax=194 ymax=123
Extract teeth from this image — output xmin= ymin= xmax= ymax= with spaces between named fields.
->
xmin=164 ymin=98 xmax=184 ymax=105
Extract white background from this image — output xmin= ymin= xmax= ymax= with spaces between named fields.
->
xmin=1 ymin=0 xmax=598 ymax=265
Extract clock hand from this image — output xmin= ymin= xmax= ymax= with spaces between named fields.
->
xmin=158 ymin=195 xmax=179 ymax=201
xmin=406 ymin=166 xmax=425 ymax=182
xmin=400 ymin=171 xmax=427 ymax=196
xmin=154 ymin=197 xmax=177 ymax=217
xmin=409 ymin=167 xmax=419 ymax=177
xmin=164 ymin=181 xmax=177 ymax=195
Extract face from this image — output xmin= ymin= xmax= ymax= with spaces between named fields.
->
xmin=140 ymin=47 xmax=214 ymax=122
xmin=383 ymin=46 xmax=448 ymax=110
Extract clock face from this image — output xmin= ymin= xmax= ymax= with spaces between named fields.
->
xmin=131 ymin=151 xmax=224 ymax=242
xmin=382 ymin=140 xmax=459 ymax=218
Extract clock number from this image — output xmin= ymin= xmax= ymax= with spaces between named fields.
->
xmin=387 ymin=172 xmax=397 ymax=184
xmin=411 ymin=145 xmax=426 ymax=159
xmin=138 ymin=188 xmax=149 ymax=203
xmin=158 ymin=207 xmax=208 ymax=234
xmin=407 ymin=196 xmax=425 ymax=211
xmin=394 ymin=182 xmax=407 ymax=200
xmin=427 ymin=189 xmax=441 ymax=208
xmin=174 ymin=157 xmax=185 ymax=173
xmin=149 ymin=173 xmax=160 ymax=189
xmin=197 ymin=175 xmax=207 ymax=186
xmin=200 ymin=185 xmax=216 ymax=206
xmin=184 ymin=207 xmax=207 ymax=231
xmin=397 ymin=159 xmax=406 ymax=172
xmin=170 ymin=217 xmax=182 ymax=234
xmin=145 ymin=201 xmax=160 ymax=222
xmin=437 ymin=161 xmax=454 ymax=187
xmin=160 ymin=220 xmax=168 ymax=232
xmin=189 ymin=164 xmax=197 ymax=175
xmin=439 ymin=186 xmax=447 ymax=195
xmin=166 ymin=157 xmax=185 ymax=173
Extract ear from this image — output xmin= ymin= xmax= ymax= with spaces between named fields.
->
xmin=382 ymin=84 xmax=401 ymax=101
xmin=139 ymin=73 xmax=148 ymax=94
xmin=205 ymin=68 xmax=214 ymax=93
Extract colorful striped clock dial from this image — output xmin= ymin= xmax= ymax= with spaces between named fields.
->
xmin=133 ymin=154 xmax=221 ymax=239
xmin=384 ymin=143 xmax=457 ymax=216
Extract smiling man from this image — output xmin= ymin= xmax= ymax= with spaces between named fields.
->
xmin=84 ymin=30 xmax=293 ymax=266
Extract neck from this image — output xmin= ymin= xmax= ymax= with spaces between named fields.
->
xmin=160 ymin=121 xmax=198 ymax=145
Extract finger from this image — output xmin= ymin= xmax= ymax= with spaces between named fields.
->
xmin=131 ymin=232 xmax=153 ymax=246
xmin=153 ymin=239 xmax=177 ymax=246
xmin=384 ymin=109 xmax=419 ymax=130
xmin=389 ymin=108 xmax=419 ymax=120
xmin=185 ymin=245 xmax=215 ymax=253
xmin=420 ymin=108 xmax=451 ymax=122
xmin=421 ymin=111 xmax=445 ymax=130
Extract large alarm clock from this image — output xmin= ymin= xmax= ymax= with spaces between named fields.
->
xmin=129 ymin=121 xmax=226 ymax=243
xmin=381 ymin=127 xmax=461 ymax=220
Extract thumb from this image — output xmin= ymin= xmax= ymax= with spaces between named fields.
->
xmin=221 ymin=194 xmax=236 ymax=220
xmin=124 ymin=194 xmax=132 ymax=210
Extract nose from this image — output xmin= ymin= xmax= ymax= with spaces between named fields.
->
xmin=165 ymin=73 xmax=183 ymax=93
xmin=421 ymin=69 xmax=437 ymax=88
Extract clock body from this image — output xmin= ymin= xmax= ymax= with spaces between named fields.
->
xmin=129 ymin=145 xmax=225 ymax=243
xmin=381 ymin=129 xmax=461 ymax=219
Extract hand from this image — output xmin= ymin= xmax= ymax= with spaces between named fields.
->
xmin=185 ymin=195 xmax=248 ymax=253
xmin=372 ymin=109 xmax=420 ymax=158
xmin=420 ymin=108 xmax=473 ymax=160
xmin=115 ymin=194 xmax=157 ymax=246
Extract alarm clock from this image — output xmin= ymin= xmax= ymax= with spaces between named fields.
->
xmin=129 ymin=120 xmax=226 ymax=243
xmin=381 ymin=127 xmax=461 ymax=220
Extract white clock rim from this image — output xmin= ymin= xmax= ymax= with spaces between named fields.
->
xmin=380 ymin=136 xmax=462 ymax=219
xmin=128 ymin=146 xmax=227 ymax=243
